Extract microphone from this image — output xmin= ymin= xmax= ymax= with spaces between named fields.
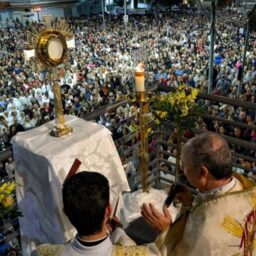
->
xmin=164 ymin=174 xmax=187 ymax=207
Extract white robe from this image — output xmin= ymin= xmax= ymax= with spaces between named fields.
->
xmin=33 ymin=228 xmax=160 ymax=256
xmin=155 ymin=175 xmax=256 ymax=256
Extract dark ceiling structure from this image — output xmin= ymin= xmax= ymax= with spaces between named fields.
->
xmin=0 ymin=0 xmax=79 ymax=9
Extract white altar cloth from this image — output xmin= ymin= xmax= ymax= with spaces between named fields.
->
xmin=12 ymin=115 xmax=130 ymax=255
xmin=121 ymin=188 xmax=181 ymax=228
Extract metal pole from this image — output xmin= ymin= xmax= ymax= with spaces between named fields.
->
xmin=208 ymin=1 xmax=216 ymax=94
xmin=138 ymin=99 xmax=149 ymax=193
xmin=237 ymin=22 xmax=250 ymax=98
xmin=101 ymin=0 xmax=105 ymax=31
xmin=124 ymin=0 xmax=127 ymax=16
xmin=196 ymin=0 xmax=211 ymax=20
xmin=135 ymin=70 xmax=149 ymax=192
xmin=37 ymin=11 xmax=40 ymax=22
xmin=243 ymin=0 xmax=248 ymax=16
xmin=155 ymin=128 xmax=161 ymax=189
xmin=108 ymin=0 xmax=111 ymax=21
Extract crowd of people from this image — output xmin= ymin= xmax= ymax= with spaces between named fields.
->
xmin=0 ymin=5 xmax=255 ymax=180
xmin=0 ymin=3 xmax=254 ymax=256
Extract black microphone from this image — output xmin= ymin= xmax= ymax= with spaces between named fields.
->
xmin=164 ymin=174 xmax=187 ymax=207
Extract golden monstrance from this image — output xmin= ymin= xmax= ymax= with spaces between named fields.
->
xmin=24 ymin=16 xmax=75 ymax=137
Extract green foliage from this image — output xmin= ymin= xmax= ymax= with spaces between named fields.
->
xmin=153 ymin=85 xmax=202 ymax=134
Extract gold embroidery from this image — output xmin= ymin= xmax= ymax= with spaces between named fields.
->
xmin=250 ymin=196 xmax=256 ymax=208
xmin=36 ymin=244 xmax=64 ymax=256
xmin=114 ymin=245 xmax=147 ymax=256
xmin=221 ymin=193 xmax=256 ymax=255
xmin=221 ymin=216 xmax=243 ymax=238
xmin=232 ymin=173 xmax=256 ymax=189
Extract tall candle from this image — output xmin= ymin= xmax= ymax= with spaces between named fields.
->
xmin=135 ymin=63 xmax=145 ymax=92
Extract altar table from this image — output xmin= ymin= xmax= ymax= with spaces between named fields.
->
xmin=12 ymin=115 xmax=129 ymax=255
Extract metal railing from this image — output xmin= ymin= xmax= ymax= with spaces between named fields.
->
xmin=86 ymin=86 xmax=256 ymax=190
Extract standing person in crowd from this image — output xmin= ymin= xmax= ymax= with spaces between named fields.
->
xmin=141 ymin=132 xmax=256 ymax=255
xmin=32 ymin=171 xmax=161 ymax=256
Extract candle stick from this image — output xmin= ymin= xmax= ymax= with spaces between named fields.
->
xmin=135 ymin=63 xmax=145 ymax=92
xmin=134 ymin=62 xmax=149 ymax=192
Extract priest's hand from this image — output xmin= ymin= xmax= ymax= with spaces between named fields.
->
xmin=141 ymin=203 xmax=172 ymax=232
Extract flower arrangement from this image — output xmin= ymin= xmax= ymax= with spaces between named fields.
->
xmin=0 ymin=181 xmax=16 ymax=214
xmin=153 ymin=85 xmax=201 ymax=178
xmin=154 ymin=85 xmax=200 ymax=129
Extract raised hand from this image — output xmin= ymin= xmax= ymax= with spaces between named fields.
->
xmin=141 ymin=203 xmax=172 ymax=232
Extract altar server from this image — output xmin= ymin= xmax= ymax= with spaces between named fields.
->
xmin=33 ymin=171 xmax=160 ymax=256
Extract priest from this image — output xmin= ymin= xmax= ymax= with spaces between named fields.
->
xmin=141 ymin=132 xmax=256 ymax=256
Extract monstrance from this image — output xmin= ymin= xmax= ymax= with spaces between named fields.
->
xmin=24 ymin=16 xmax=75 ymax=137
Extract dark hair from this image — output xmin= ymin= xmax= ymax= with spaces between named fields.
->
xmin=62 ymin=171 xmax=109 ymax=236
xmin=183 ymin=132 xmax=232 ymax=179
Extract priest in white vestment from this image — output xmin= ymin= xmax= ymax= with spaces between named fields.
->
xmin=142 ymin=132 xmax=256 ymax=256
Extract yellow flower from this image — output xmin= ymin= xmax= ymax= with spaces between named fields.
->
xmin=147 ymin=127 xmax=152 ymax=134
xmin=178 ymin=85 xmax=186 ymax=91
xmin=5 ymin=182 xmax=15 ymax=195
xmin=1 ymin=196 xmax=14 ymax=208
xmin=186 ymin=94 xmax=193 ymax=102
xmin=169 ymin=95 xmax=175 ymax=106
xmin=155 ymin=119 xmax=160 ymax=125
xmin=154 ymin=85 xmax=199 ymax=125
xmin=181 ymin=105 xmax=189 ymax=117
xmin=0 ymin=181 xmax=16 ymax=211
xmin=0 ymin=182 xmax=15 ymax=196
xmin=0 ymin=194 xmax=4 ymax=203
xmin=159 ymin=111 xmax=167 ymax=119
xmin=0 ymin=183 xmax=8 ymax=194
xmin=191 ymin=88 xmax=199 ymax=99
xmin=177 ymin=91 xmax=186 ymax=103
xmin=160 ymin=95 xmax=166 ymax=102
